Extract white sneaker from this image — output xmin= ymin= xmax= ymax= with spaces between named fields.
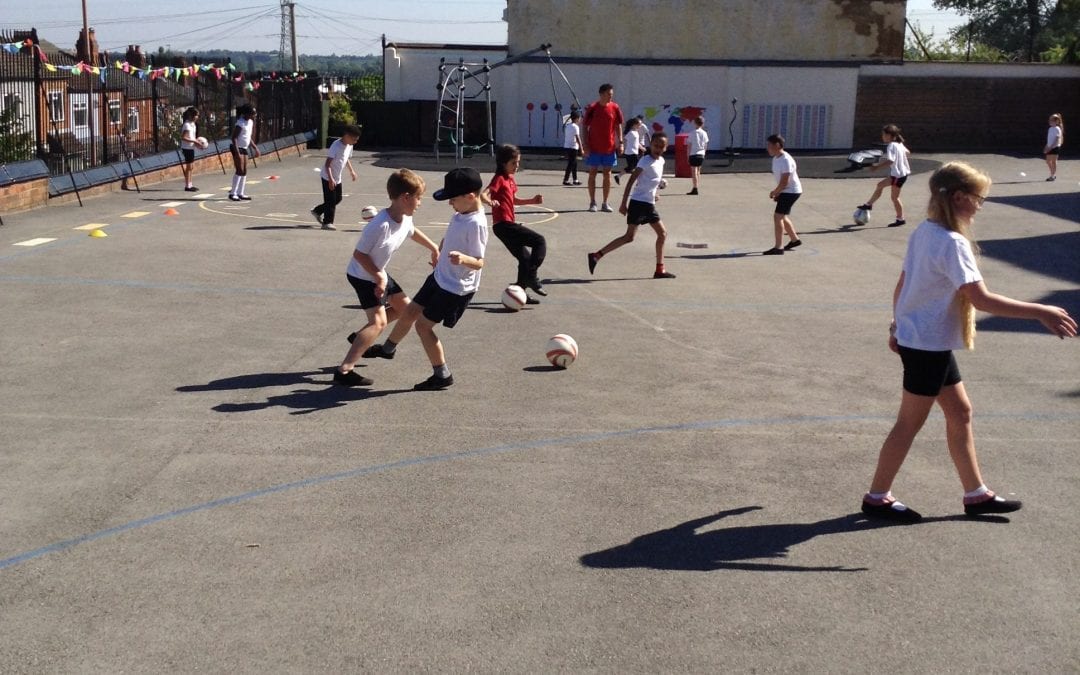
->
xmin=600 ymin=203 xmax=613 ymax=212
xmin=322 ymin=223 xmax=337 ymax=230
xmin=587 ymin=202 xmax=598 ymax=212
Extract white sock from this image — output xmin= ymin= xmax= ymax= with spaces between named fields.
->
xmin=867 ymin=491 xmax=890 ymax=501
xmin=230 ymin=175 xmax=241 ymax=194
xmin=238 ymin=175 xmax=247 ymax=196
xmin=965 ymin=485 xmax=990 ymax=499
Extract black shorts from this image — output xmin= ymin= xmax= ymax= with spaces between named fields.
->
xmin=774 ymin=192 xmax=800 ymax=215
xmin=898 ymin=345 xmax=962 ymax=397
xmin=890 ymin=175 xmax=908 ymax=188
xmin=1045 ymin=147 xmax=1060 ymax=156
xmin=626 ymin=198 xmax=661 ymax=226
xmin=689 ymin=154 xmax=704 ymax=167
xmin=182 ymin=148 xmax=195 ymax=163
xmin=412 ymin=274 xmax=473 ymax=328
xmin=347 ymin=273 xmax=403 ymax=310
xmin=231 ymin=145 xmax=249 ymax=156
xmin=624 ymin=154 xmax=640 ymax=172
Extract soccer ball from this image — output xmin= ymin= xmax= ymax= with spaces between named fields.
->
xmin=853 ymin=207 xmax=870 ymax=226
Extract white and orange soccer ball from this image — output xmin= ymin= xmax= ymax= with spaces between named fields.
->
xmin=545 ymin=334 xmax=578 ymax=368
xmin=501 ymin=284 xmax=527 ymax=311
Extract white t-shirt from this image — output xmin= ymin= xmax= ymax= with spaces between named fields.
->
xmin=624 ymin=129 xmax=641 ymax=156
xmin=1046 ymin=125 xmax=1062 ymax=150
xmin=563 ymin=121 xmax=580 ymax=150
xmin=233 ymin=117 xmax=253 ymax=149
xmin=320 ymin=138 xmax=353 ymax=183
xmin=434 ymin=209 xmax=488 ymax=295
xmin=771 ymin=151 xmax=802 ymax=194
xmin=629 ymin=154 xmax=664 ymax=204
xmin=689 ymin=127 xmax=709 ymax=156
xmin=895 ymin=220 xmax=983 ymax=351
xmin=346 ymin=209 xmax=414 ymax=282
xmin=180 ymin=121 xmax=197 ymax=150
xmin=886 ymin=141 xmax=911 ymax=178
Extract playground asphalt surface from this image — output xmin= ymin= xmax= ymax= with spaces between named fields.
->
xmin=1 ymin=148 xmax=1077 ymax=672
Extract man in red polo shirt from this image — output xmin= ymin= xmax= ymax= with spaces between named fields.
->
xmin=582 ymin=83 xmax=624 ymax=212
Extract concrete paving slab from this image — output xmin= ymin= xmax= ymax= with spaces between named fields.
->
xmin=0 ymin=149 xmax=1077 ymax=672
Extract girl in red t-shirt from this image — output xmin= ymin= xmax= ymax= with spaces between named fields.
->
xmin=485 ymin=144 xmax=547 ymax=303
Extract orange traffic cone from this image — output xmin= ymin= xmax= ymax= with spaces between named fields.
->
xmin=164 ymin=208 xmax=179 ymax=216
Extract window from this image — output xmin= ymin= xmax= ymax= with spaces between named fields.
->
xmin=47 ymin=92 xmax=63 ymax=122
xmin=72 ymin=99 xmax=88 ymax=128
xmin=3 ymin=93 xmax=22 ymax=118
xmin=127 ymin=106 xmax=139 ymax=132
xmin=108 ymin=99 xmax=121 ymax=125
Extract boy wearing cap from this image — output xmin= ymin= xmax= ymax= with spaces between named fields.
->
xmin=363 ymin=167 xmax=488 ymax=391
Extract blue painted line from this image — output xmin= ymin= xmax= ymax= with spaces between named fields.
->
xmin=2 ymin=410 xmax=1076 ymax=572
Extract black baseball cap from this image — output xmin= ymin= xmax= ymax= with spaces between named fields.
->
xmin=433 ymin=167 xmax=483 ymax=201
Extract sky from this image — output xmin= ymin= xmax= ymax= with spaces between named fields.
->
xmin=3 ymin=1 xmax=965 ymax=58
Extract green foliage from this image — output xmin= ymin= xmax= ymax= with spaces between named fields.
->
xmin=931 ymin=0 xmax=1062 ymax=61
xmin=905 ymin=22 xmax=1009 ymax=61
xmin=327 ymin=95 xmax=357 ymax=136
xmin=152 ymin=49 xmax=380 ymax=75
xmin=0 ymin=104 xmax=34 ymax=163
xmin=346 ymin=74 xmax=384 ymax=102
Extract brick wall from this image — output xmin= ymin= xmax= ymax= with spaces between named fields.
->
xmin=0 ymin=177 xmax=50 ymax=212
xmin=855 ymin=75 xmax=1080 ymax=151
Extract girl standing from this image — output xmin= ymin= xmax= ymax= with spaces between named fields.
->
xmin=857 ymin=123 xmax=911 ymax=227
xmin=620 ymin=117 xmax=646 ymax=183
xmin=486 ymin=144 xmax=547 ymax=302
xmin=228 ymin=104 xmax=260 ymax=201
xmin=861 ymin=161 xmax=1076 ymax=523
xmin=687 ymin=116 xmax=708 ymax=195
xmin=179 ymin=107 xmax=200 ymax=192
xmin=1043 ymin=113 xmax=1063 ymax=181
xmin=562 ymin=109 xmax=582 ymax=186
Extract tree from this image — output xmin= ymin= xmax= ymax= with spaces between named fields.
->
xmin=0 ymin=104 xmax=34 ymax=163
xmin=933 ymin=0 xmax=1057 ymax=61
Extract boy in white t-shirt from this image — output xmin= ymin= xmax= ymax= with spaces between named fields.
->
xmin=334 ymin=169 xmax=439 ymax=387
xmin=310 ymin=124 xmax=360 ymax=230
xmin=687 ymin=116 xmax=709 ymax=195
xmin=562 ymin=109 xmax=582 ymax=186
xmin=587 ymin=131 xmax=676 ymax=279
xmin=364 ymin=167 xmax=489 ymax=391
xmin=763 ymin=133 xmax=803 ymax=255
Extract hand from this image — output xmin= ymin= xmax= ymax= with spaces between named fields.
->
xmin=533 ymin=194 xmax=543 ymax=205
xmin=374 ymin=272 xmax=387 ymax=299
xmin=489 ymin=199 xmax=500 ymax=208
xmin=1038 ymin=305 xmax=1077 ymax=339
xmin=769 ymin=190 xmax=778 ymax=201
xmin=618 ymin=203 xmax=628 ymax=215
xmin=328 ymin=179 xmax=337 ymax=191
xmin=888 ymin=335 xmax=899 ymax=353
xmin=429 ymin=249 xmax=439 ymax=268
xmin=350 ymin=172 xmax=357 ymax=182
xmin=448 ymin=250 xmax=465 ymax=265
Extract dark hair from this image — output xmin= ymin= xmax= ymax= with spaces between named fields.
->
xmin=882 ymin=123 xmax=905 ymax=144
xmin=767 ymin=133 xmax=785 ymax=148
xmin=494 ymin=143 xmax=521 ymax=177
xmin=598 ymin=83 xmax=613 ymax=95
xmin=694 ymin=116 xmax=704 ymax=126
xmin=182 ymin=106 xmax=199 ymax=122
xmin=624 ymin=118 xmax=641 ymax=134
xmin=236 ymin=103 xmax=255 ymax=118
xmin=342 ymin=124 xmax=362 ymax=139
xmin=568 ymin=109 xmax=582 ymax=121
xmin=652 ymin=130 xmax=668 ymax=142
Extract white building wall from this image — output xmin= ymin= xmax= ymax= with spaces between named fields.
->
xmin=383 ymin=45 xmax=508 ymax=102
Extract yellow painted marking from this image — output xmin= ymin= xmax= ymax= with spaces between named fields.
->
xmin=14 ymin=238 xmax=58 ymax=246
xmin=74 ymin=223 xmax=110 ymax=231
xmin=121 ymin=211 xmax=150 ymax=218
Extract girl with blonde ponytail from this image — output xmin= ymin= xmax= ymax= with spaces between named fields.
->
xmin=861 ymin=161 xmax=1076 ymax=523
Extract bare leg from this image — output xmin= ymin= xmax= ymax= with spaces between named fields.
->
xmin=869 ymin=389 xmax=936 ymax=493
xmin=649 ymin=220 xmax=667 ymax=265
xmin=384 ymin=299 xmax=420 ymax=345
xmin=936 ymin=382 xmax=984 ymax=491
xmin=601 ymin=168 xmax=612 ymax=204
xmin=1046 ymin=154 xmax=1057 ymax=178
xmin=414 ymin=315 xmax=445 ymax=368
xmin=864 ymin=177 xmax=889 ymax=206
xmin=587 ymin=167 xmax=599 ymax=205
xmin=598 ymin=224 xmax=637 ymax=257
xmin=341 ymin=305 xmax=387 ymax=371
xmin=781 ymin=215 xmax=799 ymax=243
xmin=890 ymin=185 xmax=904 ymax=220
xmin=772 ymin=213 xmax=785 ymax=249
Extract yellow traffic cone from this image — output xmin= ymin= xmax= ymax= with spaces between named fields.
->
xmin=89 ymin=229 xmax=108 ymax=238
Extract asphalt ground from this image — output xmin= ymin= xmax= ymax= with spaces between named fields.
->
xmin=1 ymin=149 xmax=1077 ymax=672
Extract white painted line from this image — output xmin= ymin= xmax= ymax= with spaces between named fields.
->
xmin=159 ymin=201 xmax=184 ymax=208
xmin=14 ymin=238 xmax=58 ymax=247
xmin=245 ymin=180 xmax=261 ymax=184
xmin=194 ymin=193 xmax=215 ymax=199
xmin=265 ymin=213 xmax=298 ymax=218
xmin=121 ymin=211 xmax=150 ymax=218
xmin=74 ymin=223 xmax=110 ymax=231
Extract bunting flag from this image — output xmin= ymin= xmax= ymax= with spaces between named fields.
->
xmin=2 ymin=49 xmax=309 ymax=84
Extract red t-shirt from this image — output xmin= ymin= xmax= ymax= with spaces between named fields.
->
xmin=488 ymin=173 xmax=516 ymax=224
xmin=583 ymin=101 xmax=624 ymax=154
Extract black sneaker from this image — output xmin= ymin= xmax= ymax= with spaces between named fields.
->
xmin=964 ymin=492 xmax=1022 ymax=516
xmin=613 ymin=173 xmax=621 ymax=185
xmin=587 ymin=252 xmax=598 ymax=275
xmin=653 ymin=270 xmax=676 ymax=279
xmin=185 ymin=186 xmax=199 ymax=192
xmin=887 ymin=219 xmax=906 ymax=228
xmin=346 ymin=332 xmax=357 ymax=343
xmin=857 ymin=203 xmax=872 ymax=211
xmin=414 ymin=373 xmax=453 ymax=390
xmin=687 ymin=188 xmax=698 ymax=195
xmin=861 ymin=496 xmax=922 ymax=523
xmin=762 ymin=247 xmax=784 ymax=256
xmin=529 ymin=279 xmax=548 ymax=296
xmin=333 ymin=368 xmax=373 ymax=387
xmin=562 ymin=180 xmax=572 ymax=186
xmin=526 ymin=295 xmax=541 ymax=305
xmin=228 ymin=194 xmax=241 ymax=201
xmin=784 ymin=239 xmax=802 ymax=250
xmin=238 ymin=195 xmax=252 ymax=201
xmin=363 ymin=343 xmax=395 ymax=359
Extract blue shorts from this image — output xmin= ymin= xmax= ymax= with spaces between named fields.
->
xmin=585 ymin=151 xmax=618 ymax=169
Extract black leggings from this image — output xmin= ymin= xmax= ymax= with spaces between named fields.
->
xmin=493 ymin=221 xmax=546 ymax=287
xmin=313 ymin=178 xmax=343 ymax=224
xmin=563 ymin=149 xmax=578 ymax=182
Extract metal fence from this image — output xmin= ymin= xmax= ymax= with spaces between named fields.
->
xmin=1 ymin=31 xmax=323 ymax=176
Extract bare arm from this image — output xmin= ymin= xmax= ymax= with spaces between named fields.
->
xmin=448 ymin=251 xmax=483 ymax=270
xmin=959 ymin=280 xmax=1077 ymax=338
xmin=411 ymin=228 xmax=441 ymax=267
xmin=769 ymin=173 xmax=790 ymax=200
xmin=888 ymin=271 xmax=905 ymax=353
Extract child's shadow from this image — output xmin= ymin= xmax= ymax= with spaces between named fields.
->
xmin=177 ymin=367 xmax=409 ymax=415
xmin=579 ymin=506 xmax=994 ymax=572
